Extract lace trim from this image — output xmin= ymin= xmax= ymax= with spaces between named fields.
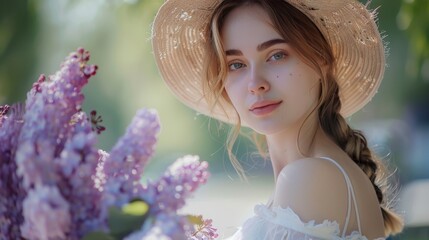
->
xmin=255 ymin=204 xmax=341 ymax=239
xmin=229 ymin=204 xmax=385 ymax=240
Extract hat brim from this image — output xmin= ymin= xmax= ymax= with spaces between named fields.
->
xmin=152 ymin=0 xmax=385 ymax=124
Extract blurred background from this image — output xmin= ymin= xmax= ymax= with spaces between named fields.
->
xmin=0 ymin=0 xmax=428 ymax=239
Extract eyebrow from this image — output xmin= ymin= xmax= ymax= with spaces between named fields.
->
xmin=225 ymin=39 xmax=287 ymax=56
xmin=257 ymin=39 xmax=287 ymax=51
xmin=225 ymin=49 xmax=243 ymax=56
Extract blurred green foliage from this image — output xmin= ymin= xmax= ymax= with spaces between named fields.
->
xmin=0 ymin=0 xmax=39 ymax=103
xmin=396 ymin=0 xmax=429 ymax=104
xmin=398 ymin=0 xmax=429 ymax=78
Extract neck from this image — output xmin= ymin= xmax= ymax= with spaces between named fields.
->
xmin=266 ymin=115 xmax=322 ymax=181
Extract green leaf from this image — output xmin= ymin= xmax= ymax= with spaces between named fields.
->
xmin=108 ymin=201 xmax=149 ymax=239
xmin=122 ymin=200 xmax=149 ymax=216
xmin=187 ymin=215 xmax=203 ymax=225
xmin=82 ymin=232 xmax=116 ymax=240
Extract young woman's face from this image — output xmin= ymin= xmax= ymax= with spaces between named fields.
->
xmin=221 ymin=5 xmax=321 ymax=135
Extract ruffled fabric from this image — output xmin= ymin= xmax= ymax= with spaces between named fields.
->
xmin=226 ymin=204 xmax=385 ymax=240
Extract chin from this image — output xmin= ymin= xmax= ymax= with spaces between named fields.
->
xmin=244 ymin=116 xmax=302 ymax=136
xmin=246 ymin=122 xmax=286 ymax=136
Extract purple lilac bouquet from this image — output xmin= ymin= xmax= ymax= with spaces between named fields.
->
xmin=0 ymin=48 xmax=218 ymax=240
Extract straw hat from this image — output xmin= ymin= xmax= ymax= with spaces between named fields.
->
xmin=152 ymin=0 xmax=385 ymax=123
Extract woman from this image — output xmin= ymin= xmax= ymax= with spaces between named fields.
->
xmin=152 ymin=0 xmax=403 ymax=239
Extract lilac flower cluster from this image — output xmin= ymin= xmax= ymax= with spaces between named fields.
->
xmin=0 ymin=48 xmax=217 ymax=240
xmin=0 ymin=48 xmax=105 ymax=240
xmin=0 ymin=104 xmax=26 ymax=240
xmin=190 ymin=218 xmax=219 ymax=240
xmin=143 ymin=155 xmax=209 ymax=214
xmin=124 ymin=155 xmax=214 ymax=239
xmin=102 ymin=108 xmax=160 ymax=207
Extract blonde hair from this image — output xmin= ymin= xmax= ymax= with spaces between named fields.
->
xmin=202 ymin=0 xmax=403 ymax=236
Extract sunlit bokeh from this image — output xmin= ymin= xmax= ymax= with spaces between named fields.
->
xmin=1 ymin=0 xmax=428 ymax=238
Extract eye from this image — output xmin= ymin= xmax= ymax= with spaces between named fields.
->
xmin=268 ymin=51 xmax=287 ymax=61
xmin=228 ymin=62 xmax=246 ymax=71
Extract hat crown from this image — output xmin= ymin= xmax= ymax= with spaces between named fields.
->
xmin=152 ymin=0 xmax=385 ymax=123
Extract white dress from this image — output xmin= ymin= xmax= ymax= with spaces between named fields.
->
xmin=226 ymin=157 xmax=385 ymax=240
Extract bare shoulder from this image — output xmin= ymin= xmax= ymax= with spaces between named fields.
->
xmin=273 ymin=157 xmax=349 ymax=224
xmin=273 ymin=157 xmax=385 ymax=237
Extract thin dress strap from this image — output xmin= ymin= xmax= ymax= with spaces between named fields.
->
xmin=319 ymin=157 xmax=362 ymax=237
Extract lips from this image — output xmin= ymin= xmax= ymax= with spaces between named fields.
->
xmin=249 ymin=100 xmax=283 ymax=116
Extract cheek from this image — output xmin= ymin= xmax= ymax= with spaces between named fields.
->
xmin=224 ymin=84 xmax=240 ymax=107
xmin=293 ymin=76 xmax=320 ymax=109
xmin=309 ymin=81 xmax=321 ymax=100
xmin=225 ymin=84 xmax=249 ymax=117
xmin=224 ymin=81 xmax=233 ymax=101
xmin=280 ymin=72 xmax=320 ymax=106
xmin=290 ymin=70 xmax=319 ymax=93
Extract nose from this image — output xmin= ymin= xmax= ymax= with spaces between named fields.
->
xmin=248 ymin=68 xmax=270 ymax=94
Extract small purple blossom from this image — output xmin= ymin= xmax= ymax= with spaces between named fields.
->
xmin=32 ymin=74 xmax=46 ymax=93
xmin=19 ymin=47 xmax=97 ymax=145
xmin=0 ymin=105 xmax=10 ymax=115
xmin=142 ymin=155 xmax=210 ymax=214
xmin=0 ymin=104 xmax=25 ymax=152
xmin=0 ymin=104 xmax=27 ymax=239
xmin=0 ymin=105 xmax=10 ymax=126
xmin=190 ymin=218 xmax=219 ymax=240
xmin=125 ymin=213 xmax=192 ymax=240
xmin=55 ymin=121 xmax=106 ymax=238
xmin=21 ymin=186 xmax=71 ymax=240
xmin=94 ymin=149 xmax=109 ymax=192
xmin=103 ymin=108 xmax=160 ymax=207
xmin=16 ymin=140 xmax=58 ymax=188
xmin=151 ymin=213 xmax=193 ymax=240
xmin=0 ymin=153 xmax=25 ymax=240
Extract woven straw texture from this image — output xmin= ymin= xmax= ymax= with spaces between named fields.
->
xmin=152 ymin=0 xmax=385 ymax=123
